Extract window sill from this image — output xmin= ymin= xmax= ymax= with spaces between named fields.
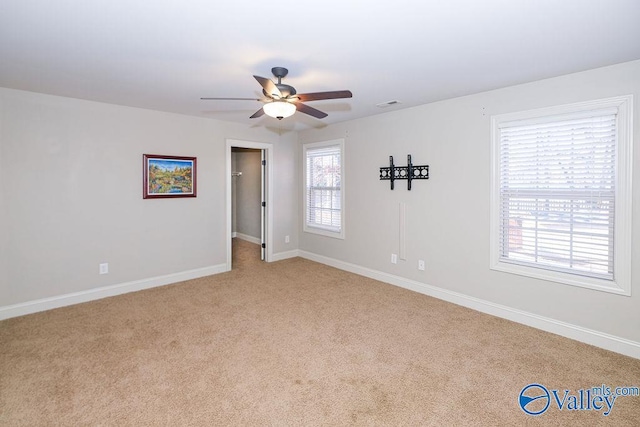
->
xmin=490 ymin=260 xmax=630 ymax=296
xmin=303 ymin=225 xmax=344 ymax=240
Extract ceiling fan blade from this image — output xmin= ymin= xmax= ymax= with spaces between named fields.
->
xmin=295 ymin=90 xmax=353 ymax=102
xmin=250 ymin=107 xmax=265 ymax=119
xmin=201 ymin=97 xmax=261 ymax=101
xmin=253 ymin=75 xmax=282 ymax=99
xmin=294 ymin=102 xmax=328 ymax=119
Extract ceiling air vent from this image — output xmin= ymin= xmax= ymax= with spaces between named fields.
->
xmin=376 ymin=100 xmax=402 ymax=108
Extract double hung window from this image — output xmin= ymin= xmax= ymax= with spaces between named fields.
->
xmin=490 ymin=96 xmax=632 ymax=294
xmin=303 ymin=139 xmax=345 ymax=239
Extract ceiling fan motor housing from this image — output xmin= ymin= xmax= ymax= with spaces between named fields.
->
xmin=263 ymin=84 xmax=296 ymax=98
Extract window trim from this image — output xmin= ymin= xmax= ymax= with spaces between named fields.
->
xmin=303 ymin=139 xmax=345 ymax=239
xmin=490 ymin=95 xmax=633 ymax=295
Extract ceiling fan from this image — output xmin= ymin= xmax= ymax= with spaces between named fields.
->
xmin=201 ymin=67 xmax=353 ymax=120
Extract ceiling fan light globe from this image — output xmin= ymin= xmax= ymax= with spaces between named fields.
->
xmin=263 ymin=101 xmax=296 ymax=120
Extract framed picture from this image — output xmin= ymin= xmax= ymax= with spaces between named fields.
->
xmin=143 ymin=154 xmax=197 ymax=199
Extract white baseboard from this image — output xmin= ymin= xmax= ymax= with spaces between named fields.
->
xmin=5 ymin=250 xmax=638 ymax=359
xmin=0 ymin=263 xmax=228 ymax=321
xmin=234 ymin=233 xmax=261 ymax=245
xmin=298 ymin=250 xmax=640 ymax=360
xmin=232 ymin=231 xmax=237 ymax=238
xmin=271 ymin=249 xmax=300 ymax=262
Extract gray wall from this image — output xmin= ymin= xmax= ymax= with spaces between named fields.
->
xmin=0 ymin=128 xmax=6 ymax=291
xmin=298 ymin=60 xmax=640 ymax=343
xmin=232 ymin=148 xmax=262 ymax=240
xmin=0 ymin=87 xmax=297 ymax=306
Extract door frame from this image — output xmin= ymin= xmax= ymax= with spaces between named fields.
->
xmin=226 ymin=138 xmax=274 ymax=270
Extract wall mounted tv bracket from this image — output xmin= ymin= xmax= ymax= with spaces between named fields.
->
xmin=379 ymin=155 xmax=429 ymax=190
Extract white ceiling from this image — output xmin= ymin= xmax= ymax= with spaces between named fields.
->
xmin=1 ymin=0 xmax=640 ymax=131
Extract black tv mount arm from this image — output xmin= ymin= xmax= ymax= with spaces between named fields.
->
xmin=379 ymin=155 xmax=429 ymax=190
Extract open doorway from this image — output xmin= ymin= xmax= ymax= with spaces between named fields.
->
xmin=226 ymin=139 xmax=273 ymax=271
xmin=231 ymin=147 xmax=263 ymax=267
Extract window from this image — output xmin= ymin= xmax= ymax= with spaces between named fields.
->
xmin=490 ymin=96 xmax=632 ymax=295
xmin=303 ymin=139 xmax=345 ymax=239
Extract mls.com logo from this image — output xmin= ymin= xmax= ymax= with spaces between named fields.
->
xmin=519 ymin=384 xmax=551 ymax=415
xmin=518 ymin=382 xmax=635 ymax=416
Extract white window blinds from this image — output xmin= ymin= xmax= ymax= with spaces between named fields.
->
xmin=305 ymin=144 xmax=342 ymax=233
xmin=498 ymin=109 xmax=617 ymax=280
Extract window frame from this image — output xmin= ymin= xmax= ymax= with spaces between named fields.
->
xmin=303 ymin=139 xmax=345 ymax=239
xmin=490 ymin=96 xmax=633 ymax=295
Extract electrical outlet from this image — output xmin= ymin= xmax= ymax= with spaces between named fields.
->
xmin=418 ymin=260 xmax=425 ymax=271
xmin=285 ymin=235 xmax=290 ymax=244
xmin=391 ymin=253 xmax=398 ymax=264
xmin=99 ymin=263 xmax=109 ymax=275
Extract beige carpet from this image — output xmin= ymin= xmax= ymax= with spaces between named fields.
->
xmin=1 ymin=239 xmax=639 ymax=426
